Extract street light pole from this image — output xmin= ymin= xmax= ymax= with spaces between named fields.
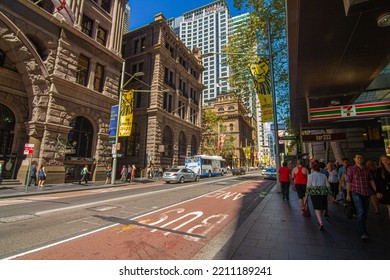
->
xmin=267 ymin=19 xmax=280 ymax=170
xmin=111 ymin=62 xmax=144 ymax=185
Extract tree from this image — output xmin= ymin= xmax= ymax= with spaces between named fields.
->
xmin=201 ymin=109 xmax=235 ymax=157
xmin=226 ymin=0 xmax=290 ymax=124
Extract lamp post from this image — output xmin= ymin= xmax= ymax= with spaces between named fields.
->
xmin=111 ymin=62 xmax=144 ymax=185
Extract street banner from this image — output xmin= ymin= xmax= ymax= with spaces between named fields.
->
xmin=218 ymin=134 xmax=226 ymax=150
xmin=243 ymin=147 xmax=251 ymax=159
xmin=249 ymin=61 xmax=273 ymax=122
xmin=50 ymin=0 xmax=76 ymax=25
xmin=109 ymin=105 xmax=118 ymax=137
xmin=118 ymin=89 xmax=134 ymax=137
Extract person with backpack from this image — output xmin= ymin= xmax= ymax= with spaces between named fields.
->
xmin=79 ymin=164 xmax=91 ymax=184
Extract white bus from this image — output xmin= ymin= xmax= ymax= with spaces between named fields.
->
xmin=185 ymin=155 xmax=227 ymax=177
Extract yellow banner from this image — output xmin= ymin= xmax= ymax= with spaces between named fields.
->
xmin=118 ymin=89 xmax=134 ymax=137
xmin=243 ymin=147 xmax=251 ymax=159
xmin=249 ymin=61 xmax=273 ymax=122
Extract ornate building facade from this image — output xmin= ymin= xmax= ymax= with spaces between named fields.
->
xmin=121 ymin=14 xmax=204 ymax=171
xmin=204 ymin=93 xmax=257 ymax=168
xmin=0 ymin=0 xmax=126 ymax=183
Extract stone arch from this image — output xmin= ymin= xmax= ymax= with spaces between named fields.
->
xmin=0 ymin=12 xmax=51 ymax=120
xmin=162 ymin=125 xmax=174 ymax=157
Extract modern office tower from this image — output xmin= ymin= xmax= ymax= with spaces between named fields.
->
xmin=167 ymin=0 xmax=231 ymax=105
xmin=0 ymin=0 xmax=127 ymax=183
xmin=124 ymin=4 xmax=130 ymax=33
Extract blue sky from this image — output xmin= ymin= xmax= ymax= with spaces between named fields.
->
xmin=128 ymin=0 xmax=247 ymax=30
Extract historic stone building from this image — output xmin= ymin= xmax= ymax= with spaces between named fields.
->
xmin=121 ymin=14 xmax=204 ymax=170
xmin=0 ymin=0 xmax=126 ymax=183
xmin=204 ymin=92 xmax=257 ymax=168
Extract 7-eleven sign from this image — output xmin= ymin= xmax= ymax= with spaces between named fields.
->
xmin=309 ymin=101 xmax=390 ymax=121
xmin=341 ymin=105 xmax=356 ymax=117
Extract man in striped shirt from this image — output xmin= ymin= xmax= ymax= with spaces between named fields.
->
xmin=346 ymin=153 xmax=377 ymax=240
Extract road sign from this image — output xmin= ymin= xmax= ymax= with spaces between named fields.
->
xmin=108 ymin=140 xmax=116 ymax=144
xmin=24 ymin=143 xmax=34 ymax=155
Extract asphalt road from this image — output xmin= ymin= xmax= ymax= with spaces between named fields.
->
xmin=0 ymin=174 xmax=274 ymax=259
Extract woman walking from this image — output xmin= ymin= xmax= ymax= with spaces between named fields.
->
xmin=105 ymin=165 xmax=112 ymax=184
xmin=38 ymin=165 xmax=47 ymax=190
xmin=292 ymin=159 xmax=309 ymax=214
xmin=131 ymin=164 xmax=136 ymax=182
xmin=304 ymin=163 xmax=331 ymax=230
xmin=377 ymin=155 xmax=390 ymax=219
xmin=366 ymin=160 xmax=380 ymax=214
xmin=327 ymin=162 xmax=339 ymax=204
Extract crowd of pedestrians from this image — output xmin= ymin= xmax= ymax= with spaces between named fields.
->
xmin=277 ymin=153 xmax=390 ymax=240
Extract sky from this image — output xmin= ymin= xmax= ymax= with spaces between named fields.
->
xmin=128 ymin=0 xmax=247 ymax=30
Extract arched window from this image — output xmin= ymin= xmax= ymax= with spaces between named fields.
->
xmin=67 ymin=116 xmax=94 ymax=158
xmin=218 ymin=107 xmax=224 ymax=112
xmin=162 ymin=126 xmax=173 ymax=157
xmin=228 ymin=106 xmax=235 ymax=111
xmin=191 ymin=135 xmax=198 ymax=156
xmin=0 ymin=104 xmax=15 ymax=157
xmin=229 ymin=123 xmax=234 ymax=131
xmin=178 ymin=131 xmax=187 ymax=157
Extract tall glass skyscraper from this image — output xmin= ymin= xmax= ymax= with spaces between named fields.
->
xmin=167 ymin=0 xmax=231 ymax=105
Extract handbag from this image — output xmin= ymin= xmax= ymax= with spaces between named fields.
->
xmin=344 ymin=201 xmax=355 ymax=219
xmin=302 ymin=199 xmax=310 ymax=217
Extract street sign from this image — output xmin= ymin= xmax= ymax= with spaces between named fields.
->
xmin=23 ymin=143 xmax=34 ymax=155
xmin=108 ymin=140 xmax=116 ymax=144
xmin=302 ymin=133 xmax=346 ymax=142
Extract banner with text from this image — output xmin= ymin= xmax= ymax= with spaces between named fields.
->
xmin=119 ymin=89 xmax=134 ymax=137
xmin=249 ymin=61 xmax=273 ymax=122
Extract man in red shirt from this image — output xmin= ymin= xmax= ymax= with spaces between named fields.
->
xmin=278 ymin=161 xmax=291 ymax=200
xmin=346 ymin=153 xmax=377 ymax=240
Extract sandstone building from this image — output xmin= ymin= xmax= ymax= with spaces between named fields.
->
xmin=121 ymin=14 xmax=204 ymax=170
xmin=0 ymin=0 xmax=127 ymax=183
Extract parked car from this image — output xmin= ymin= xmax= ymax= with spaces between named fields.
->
xmin=162 ymin=168 xmax=200 ymax=184
xmin=263 ymin=168 xmax=277 ymax=180
xmin=232 ymin=167 xmax=246 ymax=175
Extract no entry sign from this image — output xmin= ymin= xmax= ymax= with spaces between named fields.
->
xmin=24 ymin=143 xmax=34 ymax=155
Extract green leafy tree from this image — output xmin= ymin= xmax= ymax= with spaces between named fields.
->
xmin=226 ymin=0 xmax=290 ymax=124
xmin=201 ymin=109 xmax=235 ymax=157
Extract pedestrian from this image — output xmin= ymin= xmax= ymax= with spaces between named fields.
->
xmin=366 ymin=159 xmax=380 ymax=214
xmin=150 ymin=164 xmax=155 ymax=179
xmin=147 ymin=165 xmax=151 ymax=178
xmin=304 ymin=163 xmax=331 ymax=230
xmin=28 ymin=161 xmax=38 ymax=187
xmin=38 ymin=165 xmax=46 ymax=189
xmin=338 ymin=157 xmax=349 ymax=200
xmin=79 ymin=164 xmax=91 ymax=184
xmin=346 ymin=153 xmax=377 ymax=240
xmin=120 ymin=165 xmax=127 ymax=183
xmin=127 ymin=164 xmax=131 ymax=181
xmin=292 ymin=159 xmax=309 ymax=214
xmin=0 ymin=160 xmax=4 ymax=185
xmin=131 ymin=164 xmax=136 ymax=182
xmin=327 ymin=162 xmax=339 ymax=204
xmin=376 ymin=155 xmax=390 ymax=219
xmin=105 ymin=165 xmax=112 ymax=184
xmin=319 ymin=161 xmax=329 ymax=217
xmin=278 ymin=161 xmax=291 ymax=201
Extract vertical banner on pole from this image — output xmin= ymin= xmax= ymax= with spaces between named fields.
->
xmin=249 ymin=61 xmax=273 ymax=122
xmin=118 ymin=89 xmax=134 ymax=137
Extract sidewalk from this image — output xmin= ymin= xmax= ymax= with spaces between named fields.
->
xmin=214 ymin=185 xmax=390 ymax=260
xmin=0 ymin=178 xmax=157 ymax=199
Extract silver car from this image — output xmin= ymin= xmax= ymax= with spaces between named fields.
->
xmin=162 ymin=168 xmax=200 ymax=184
